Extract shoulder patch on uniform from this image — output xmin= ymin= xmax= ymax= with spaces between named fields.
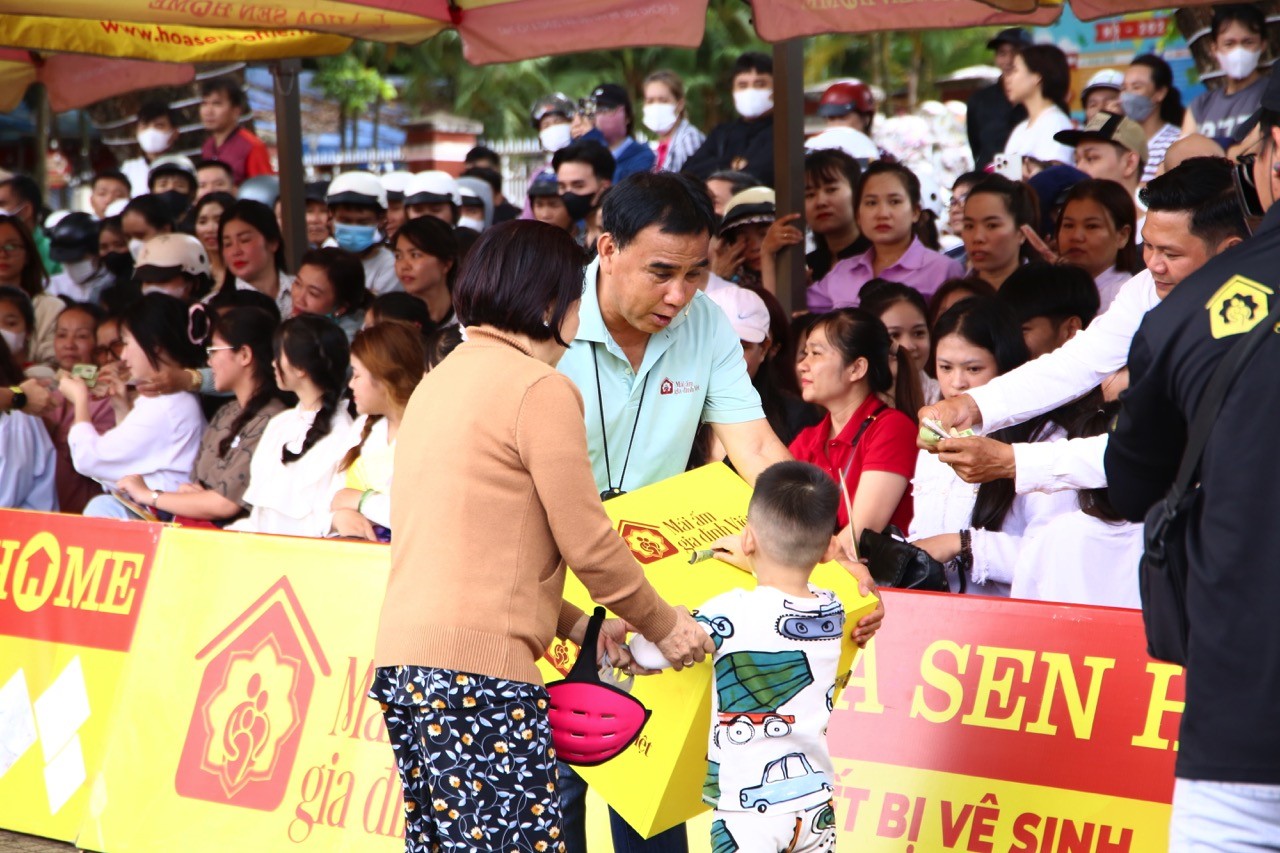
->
xmin=1205 ymin=275 xmax=1273 ymax=339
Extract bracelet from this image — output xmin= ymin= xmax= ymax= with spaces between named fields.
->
xmin=958 ymin=528 xmax=973 ymax=572
xmin=357 ymin=489 xmax=376 ymax=513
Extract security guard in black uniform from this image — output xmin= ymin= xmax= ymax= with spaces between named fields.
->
xmin=1105 ymin=74 xmax=1280 ymax=846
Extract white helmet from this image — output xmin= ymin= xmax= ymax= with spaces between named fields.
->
xmin=404 ymin=170 xmax=461 ymax=208
xmin=135 ymin=233 xmax=210 ymax=277
xmin=805 ymin=127 xmax=879 ymax=165
xmin=326 ymin=171 xmax=388 ymax=210
xmin=380 ymin=170 xmax=414 ymax=202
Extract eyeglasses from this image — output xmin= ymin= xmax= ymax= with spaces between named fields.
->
xmin=0 ymin=242 xmax=25 ymax=255
xmin=948 ymin=194 xmax=969 ymax=210
xmin=205 ymin=345 xmax=235 ymax=356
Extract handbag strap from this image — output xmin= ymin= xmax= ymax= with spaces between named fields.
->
xmin=567 ymin=607 xmax=607 ymax=682
xmin=1167 ymin=299 xmax=1280 ymax=504
xmin=838 ymin=403 xmax=889 ymax=483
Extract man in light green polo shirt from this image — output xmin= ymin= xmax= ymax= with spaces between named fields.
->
xmin=556 ymin=172 xmax=883 ymax=853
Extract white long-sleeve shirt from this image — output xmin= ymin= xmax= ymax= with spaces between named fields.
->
xmin=67 ymin=393 xmax=205 ymax=493
xmin=910 ymin=429 xmax=1078 ymax=597
xmin=1013 ymin=434 xmax=1108 ymax=494
xmin=968 ymin=269 xmax=1158 ymax=432
xmin=1011 ymin=511 xmax=1143 ymax=609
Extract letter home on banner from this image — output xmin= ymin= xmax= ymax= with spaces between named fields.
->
xmin=0 ymin=464 xmax=1184 ymax=852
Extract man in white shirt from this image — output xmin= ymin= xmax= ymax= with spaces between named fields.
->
xmin=920 ymin=156 xmax=1249 ymax=493
xmin=120 ymin=100 xmax=180 ymax=197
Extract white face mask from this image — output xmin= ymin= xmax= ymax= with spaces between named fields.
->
xmin=539 ymin=123 xmax=573 ymax=153
xmin=1217 ymin=46 xmax=1262 ymax=80
xmin=457 ymin=215 xmax=485 ymax=232
xmin=734 ymin=88 xmax=773 ymax=119
xmin=136 ymin=127 xmax=172 ymax=156
xmin=0 ymin=327 xmax=25 ymax=355
xmin=63 ymin=257 xmax=98 ymax=286
xmin=642 ymin=103 xmax=679 ymax=134
xmin=128 ymin=239 xmax=145 ymax=261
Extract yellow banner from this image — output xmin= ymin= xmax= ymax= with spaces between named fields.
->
xmin=0 ymin=15 xmax=350 ymax=62
xmin=0 ymin=1 xmax=445 ymax=43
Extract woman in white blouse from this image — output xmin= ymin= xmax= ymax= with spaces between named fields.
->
xmin=64 ymin=294 xmax=207 ymax=516
xmin=910 ymin=297 xmax=1083 ymax=596
xmin=229 ymin=314 xmax=353 ymax=537
xmin=1002 ymin=44 xmax=1077 ymax=170
xmin=329 ymin=320 xmax=425 ymax=540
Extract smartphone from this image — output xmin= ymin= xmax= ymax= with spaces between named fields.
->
xmin=993 ymin=153 xmax=1023 ymax=182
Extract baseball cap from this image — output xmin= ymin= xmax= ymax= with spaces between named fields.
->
xmin=327 ymin=171 xmax=388 ymax=209
xmin=304 ymin=180 xmax=330 ymax=204
xmin=1054 ymin=112 xmax=1149 ymax=170
xmin=403 ymin=171 xmax=461 ymax=207
xmin=987 ymin=28 xmax=1032 ymax=50
xmin=133 ymin=233 xmax=210 ymax=280
xmin=1081 ymin=69 xmax=1124 ymax=103
xmin=591 ymin=83 xmax=631 ymax=111
xmin=706 ymin=284 xmax=771 ymax=344
xmin=720 ymin=187 xmax=776 ymax=234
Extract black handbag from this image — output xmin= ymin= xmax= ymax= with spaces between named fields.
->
xmin=858 ymin=525 xmax=964 ymax=593
xmin=1139 ymin=299 xmax=1280 ymax=665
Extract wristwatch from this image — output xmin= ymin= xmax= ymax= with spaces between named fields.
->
xmin=150 ymin=489 xmax=164 ymax=508
xmin=7 ymin=385 xmax=26 ymax=413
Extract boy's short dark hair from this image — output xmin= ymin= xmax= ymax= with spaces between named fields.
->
xmin=137 ymin=99 xmax=176 ymax=126
xmin=93 ymin=170 xmax=131 ymax=192
xmin=552 ymin=140 xmax=616 ymax=182
xmin=461 ymin=166 xmax=503 ymax=196
xmin=748 ymin=461 xmax=840 ymax=569
xmin=733 ymin=52 xmax=773 ymax=79
xmin=997 ymin=262 xmax=1100 ymax=329
xmin=200 ymin=78 xmax=246 ymax=111
xmin=465 ymin=145 xmax=500 ymax=168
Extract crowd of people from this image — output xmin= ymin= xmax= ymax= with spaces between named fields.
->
xmin=2 ymin=5 xmax=1278 ymax=849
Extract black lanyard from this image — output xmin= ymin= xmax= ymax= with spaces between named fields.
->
xmin=825 ymin=402 xmax=888 ymax=483
xmin=592 ymin=342 xmax=648 ymax=501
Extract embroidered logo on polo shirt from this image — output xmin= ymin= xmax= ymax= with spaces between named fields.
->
xmin=659 ymin=378 xmax=701 ymax=396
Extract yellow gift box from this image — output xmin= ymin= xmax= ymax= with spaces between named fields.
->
xmin=538 ymin=464 xmax=878 ymax=839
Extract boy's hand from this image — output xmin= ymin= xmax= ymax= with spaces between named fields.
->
xmin=839 ymin=557 xmax=884 ymax=648
xmin=706 ymin=534 xmax=751 ymax=573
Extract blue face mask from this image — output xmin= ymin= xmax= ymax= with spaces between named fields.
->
xmin=333 ymin=222 xmax=381 ymax=253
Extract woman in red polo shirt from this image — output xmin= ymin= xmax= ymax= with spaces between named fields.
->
xmin=790 ymin=308 xmax=918 ymax=538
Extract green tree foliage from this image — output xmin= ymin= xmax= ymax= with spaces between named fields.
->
xmin=314 ymin=46 xmax=396 ymax=149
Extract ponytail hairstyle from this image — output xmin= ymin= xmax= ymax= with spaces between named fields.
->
xmin=857 ymin=279 xmax=930 ymax=420
xmin=1130 ymin=54 xmax=1185 ymax=127
xmin=213 ymin=306 xmax=283 ymax=459
xmin=932 ymin=296 xmax=1084 ymax=531
xmin=122 ymin=292 xmax=207 ymax=370
xmin=809 ymin=307 xmax=913 ymax=416
xmin=965 ymin=174 xmax=1040 ymax=263
xmin=273 ymin=314 xmax=350 ymax=464
xmin=339 ymin=320 xmax=425 ymax=472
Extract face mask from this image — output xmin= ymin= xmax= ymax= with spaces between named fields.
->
xmin=1217 ymin=46 xmax=1261 ymax=80
xmin=102 ymin=250 xmax=133 ymax=279
xmin=128 ymin=239 xmax=145 ymax=260
xmin=0 ymin=327 xmax=25 ymax=354
xmin=561 ymin=191 xmax=597 ymax=223
xmin=63 ymin=257 xmax=98 ymax=286
xmin=734 ymin=88 xmax=773 ymax=119
xmin=1119 ymin=92 xmax=1156 ymax=122
xmin=642 ymin=103 xmax=679 ymax=134
xmin=594 ymin=108 xmax=629 ymax=141
xmin=136 ymin=127 xmax=172 ymax=156
xmin=156 ymin=189 xmax=191 ymax=220
xmin=334 ymin=222 xmax=381 ymax=254
xmin=457 ymin=215 xmax=485 ymax=232
xmin=539 ymin=123 xmax=573 ymax=153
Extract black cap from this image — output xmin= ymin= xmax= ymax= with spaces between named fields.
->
xmin=987 ymin=28 xmax=1032 ymax=50
xmin=591 ymin=83 xmax=630 ymax=111
xmin=304 ymin=180 xmax=330 ymax=203
xmin=526 ymin=176 xmax=561 ymax=198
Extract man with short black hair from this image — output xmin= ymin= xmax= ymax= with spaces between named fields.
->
xmin=553 ymin=140 xmax=615 ymax=248
xmin=121 ymin=99 xmax=179 ymax=195
xmin=1106 ymin=78 xmax=1280 ymax=847
xmin=682 ymin=52 xmax=776 ymax=186
xmin=89 ymin=171 xmax=131 ymax=219
xmin=196 ymin=159 xmax=236 ymax=196
xmin=464 ymin=144 xmax=501 ymax=172
xmin=997 ymin=262 xmax=1100 ymax=358
xmin=461 ymin=165 xmax=519 ymax=223
xmin=199 ymin=78 xmax=273 ymax=185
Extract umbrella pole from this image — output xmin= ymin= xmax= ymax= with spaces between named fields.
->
xmin=273 ymin=58 xmax=307 ymax=272
xmin=33 ymin=83 xmax=50 ymax=207
xmin=772 ymin=40 xmax=806 ymax=314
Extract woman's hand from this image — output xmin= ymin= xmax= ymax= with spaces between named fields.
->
xmin=655 ymin=606 xmax=715 ymax=672
xmin=331 ymin=487 xmax=363 ymax=512
xmin=914 ymin=533 xmax=962 ymax=564
xmin=569 ymin=112 xmax=593 ymax=140
xmin=762 ymin=212 xmax=804 ymax=258
xmin=710 ymin=235 xmax=745 ymax=280
xmin=1019 ymin=224 xmax=1059 ymax=265
xmin=331 ymin=508 xmax=377 ymax=541
xmin=58 ymin=373 xmax=90 ymax=406
xmin=136 ymin=363 xmax=198 ymax=397
xmin=18 ymin=377 xmax=53 ymax=416
xmin=116 ymin=474 xmax=151 ymax=505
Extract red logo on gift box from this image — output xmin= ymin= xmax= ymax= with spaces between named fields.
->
xmin=617 ymin=521 xmax=678 ymax=565
xmin=175 ymin=576 xmax=330 ymax=810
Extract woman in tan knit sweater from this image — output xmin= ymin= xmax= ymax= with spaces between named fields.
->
xmin=372 ymin=220 xmax=712 ymax=853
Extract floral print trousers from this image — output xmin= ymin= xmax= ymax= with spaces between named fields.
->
xmin=371 ymin=665 xmax=566 ymax=852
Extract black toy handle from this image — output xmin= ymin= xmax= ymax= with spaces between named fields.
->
xmin=566 ymin=607 xmax=607 ymax=682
